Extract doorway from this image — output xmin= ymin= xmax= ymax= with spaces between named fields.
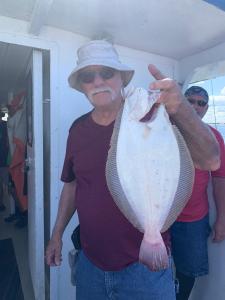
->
xmin=0 ymin=42 xmax=50 ymax=300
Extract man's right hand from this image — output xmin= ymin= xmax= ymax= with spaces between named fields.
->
xmin=45 ymin=237 xmax=63 ymax=266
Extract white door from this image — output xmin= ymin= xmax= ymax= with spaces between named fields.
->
xmin=26 ymin=49 xmax=45 ymax=300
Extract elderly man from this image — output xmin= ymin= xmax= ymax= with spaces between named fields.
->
xmin=171 ymin=86 xmax=225 ymax=300
xmin=46 ymin=40 xmax=219 ymax=300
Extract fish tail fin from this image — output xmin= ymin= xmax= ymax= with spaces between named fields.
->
xmin=139 ymin=231 xmax=169 ymax=271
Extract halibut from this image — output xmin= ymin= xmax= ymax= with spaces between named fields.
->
xmin=106 ymin=87 xmax=194 ymax=271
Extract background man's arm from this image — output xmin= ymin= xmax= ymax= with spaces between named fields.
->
xmin=171 ymin=100 xmax=220 ymax=171
xmin=212 ymin=177 xmax=225 ymax=242
xmin=46 ymin=180 xmax=77 ymax=266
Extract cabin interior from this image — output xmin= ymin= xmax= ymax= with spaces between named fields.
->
xmin=0 ymin=1 xmax=225 ymax=300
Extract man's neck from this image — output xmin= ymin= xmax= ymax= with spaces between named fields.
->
xmin=91 ymin=100 xmax=123 ymax=126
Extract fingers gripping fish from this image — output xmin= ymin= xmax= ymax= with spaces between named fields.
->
xmin=106 ymin=87 xmax=194 ymax=272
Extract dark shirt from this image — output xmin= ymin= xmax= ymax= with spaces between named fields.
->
xmin=61 ymin=112 xmax=170 ymax=271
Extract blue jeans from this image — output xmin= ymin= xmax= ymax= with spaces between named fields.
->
xmin=171 ymin=214 xmax=211 ymax=278
xmin=75 ymin=250 xmax=176 ymax=300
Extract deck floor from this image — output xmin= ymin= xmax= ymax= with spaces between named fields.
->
xmin=0 ymin=192 xmax=35 ymax=300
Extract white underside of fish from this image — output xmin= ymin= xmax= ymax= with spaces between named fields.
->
xmin=106 ymin=87 xmax=194 ymax=271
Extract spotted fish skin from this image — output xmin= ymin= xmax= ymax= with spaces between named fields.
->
xmin=106 ymin=87 xmax=194 ymax=271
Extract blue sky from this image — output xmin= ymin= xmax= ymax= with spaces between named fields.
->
xmin=191 ymin=75 xmax=225 ymax=97
xmin=203 ymin=0 xmax=225 ymax=12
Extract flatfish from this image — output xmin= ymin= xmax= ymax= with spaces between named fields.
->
xmin=106 ymin=87 xmax=194 ymax=271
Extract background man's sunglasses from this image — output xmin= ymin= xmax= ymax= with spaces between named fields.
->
xmin=187 ymin=98 xmax=208 ymax=107
xmin=77 ymin=67 xmax=117 ymax=84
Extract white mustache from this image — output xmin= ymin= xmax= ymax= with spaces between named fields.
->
xmin=88 ymin=87 xmax=114 ymax=98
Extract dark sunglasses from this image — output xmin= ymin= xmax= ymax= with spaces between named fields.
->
xmin=77 ymin=67 xmax=117 ymax=84
xmin=187 ymin=98 xmax=208 ymax=107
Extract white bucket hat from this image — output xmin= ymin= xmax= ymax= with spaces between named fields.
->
xmin=68 ymin=40 xmax=134 ymax=92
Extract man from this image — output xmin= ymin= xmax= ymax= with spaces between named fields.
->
xmin=4 ymin=95 xmax=28 ymax=228
xmin=0 ymin=112 xmax=9 ymax=211
xmin=171 ymin=86 xmax=225 ymax=300
xmin=46 ymin=40 xmax=220 ymax=300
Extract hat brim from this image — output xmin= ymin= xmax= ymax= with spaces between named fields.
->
xmin=68 ymin=59 xmax=134 ymax=92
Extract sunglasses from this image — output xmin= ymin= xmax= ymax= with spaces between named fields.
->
xmin=77 ymin=67 xmax=117 ymax=84
xmin=187 ymin=98 xmax=208 ymax=107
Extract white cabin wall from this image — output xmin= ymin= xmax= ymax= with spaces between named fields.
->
xmin=0 ymin=15 xmax=178 ymax=300
xmin=178 ymin=41 xmax=225 ymax=84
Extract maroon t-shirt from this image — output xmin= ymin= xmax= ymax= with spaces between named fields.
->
xmin=61 ymin=112 xmax=170 ymax=271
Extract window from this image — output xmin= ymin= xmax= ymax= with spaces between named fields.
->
xmin=188 ymin=75 xmax=225 ymax=140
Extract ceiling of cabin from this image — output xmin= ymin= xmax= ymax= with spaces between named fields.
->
xmin=0 ymin=0 xmax=225 ymax=103
xmin=0 ymin=0 xmax=224 ymax=59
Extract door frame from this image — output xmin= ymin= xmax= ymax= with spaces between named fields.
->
xmin=0 ymin=31 xmax=60 ymax=300
xmin=26 ymin=48 xmax=45 ymax=300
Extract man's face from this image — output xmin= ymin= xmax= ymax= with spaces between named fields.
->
xmin=186 ymin=95 xmax=208 ymax=119
xmin=78 ymin=65 xmax=124 ymax=107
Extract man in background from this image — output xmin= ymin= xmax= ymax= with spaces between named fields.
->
xmin=4 ymin=93 xmax=28 ymax=228
xmin=0 ymin=112 xmax=9 ymax=212
xmin=171 ymin=86 xmax=225 ymax=300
